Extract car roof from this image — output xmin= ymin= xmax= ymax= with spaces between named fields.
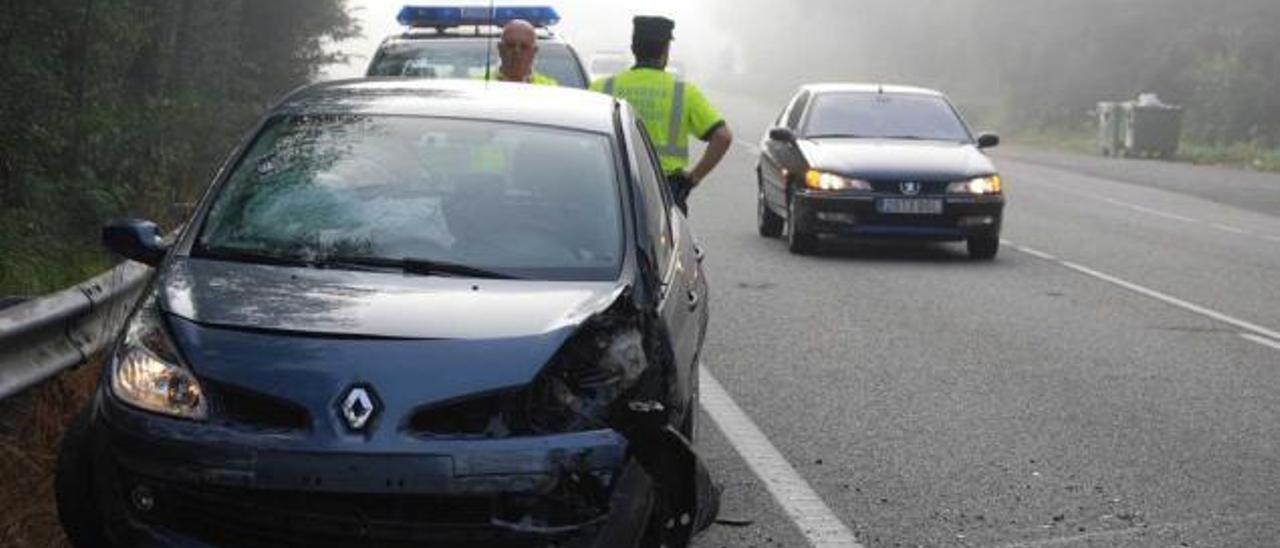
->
xmin=801 ymin=83 xmax=946 ymax=97
xmin=380 ymin=29 xmax=567 ymax=46
xmin=275 ymin=79 xmax=618 ymax=134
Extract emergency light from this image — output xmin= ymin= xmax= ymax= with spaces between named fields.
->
xmin=397 ymin=5 xmax=561 ymax=28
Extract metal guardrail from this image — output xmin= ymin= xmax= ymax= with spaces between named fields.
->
xmin=0 ymin=261 xmax=153 ymax=400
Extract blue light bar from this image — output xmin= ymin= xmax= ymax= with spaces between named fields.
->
xmin=397 ymin=5 xmax=561 ymax=28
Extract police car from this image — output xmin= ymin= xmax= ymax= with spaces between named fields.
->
xmin=367 ymin=5 xmax=591 ymax=89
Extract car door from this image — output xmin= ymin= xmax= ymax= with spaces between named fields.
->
xmin=761 ymin=90 xmax=811 ymax=211
xmin=628 ymin=119 xmax=703 ymax=416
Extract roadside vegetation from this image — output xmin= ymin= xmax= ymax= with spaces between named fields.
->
xmin=1011 ymin=127 xmax=1280 ymax=173
xmin=0 ymin=0 xmax=358 ymax=297
xmin=0 ymin=1 xmax=357 ymax=544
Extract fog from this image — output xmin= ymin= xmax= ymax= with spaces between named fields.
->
xmin=330 ymin=0 xmax=1280 ymax=143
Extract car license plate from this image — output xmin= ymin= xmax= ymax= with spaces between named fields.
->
xmin=877 ymin=198 xmax=944 ymax=215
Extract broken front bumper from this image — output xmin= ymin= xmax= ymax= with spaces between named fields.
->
xmin=91 ymin=395 xmax=641 ymax=547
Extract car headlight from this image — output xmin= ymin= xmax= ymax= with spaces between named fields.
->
xmin=110 ymin=294 xmax=207 ymax=420
xmin=524 ymin=323 xmax=651 ymax=433
xmin=946 ymin=175 xmax=1002 ymax=195
xmin=805 ymin=170 xmax=872 ymax=191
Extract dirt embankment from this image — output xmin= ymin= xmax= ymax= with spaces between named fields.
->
xmin=0 ymin=363 xmax=100 ymax=548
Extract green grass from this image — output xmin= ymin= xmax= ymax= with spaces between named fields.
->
xmin=0 ymin=214 xmax=110 ymax=298
xmin=1011 ymin=127 xmax=1280 ymax=173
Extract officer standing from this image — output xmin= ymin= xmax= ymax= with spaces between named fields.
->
xmin=592 ymin=16 xmax=732 ymax=212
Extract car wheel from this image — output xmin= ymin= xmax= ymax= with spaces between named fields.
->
xmin=757 ymin=177 xmax=783 ymax=238
xmin=786 ymin=195 xmax=815 ymax=255
xmin=56 ymin=405 xmax=111 ymax=548
xmin=967 ymin=235 xmax=1000 ymax=260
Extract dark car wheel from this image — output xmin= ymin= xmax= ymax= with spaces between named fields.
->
xmin=757 ymin=177 xmax=783 ymax=238
xmin=56 ymin=405 xmax=111 ymax=548
xmin=786 ymin=195 xmax=816 ymax=254
xmin=967 ymin=235 xmax=1000 ymax=260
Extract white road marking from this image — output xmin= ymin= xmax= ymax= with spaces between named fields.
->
xmin=1019 ymin=177 xmax=1277 ymax=241
xmin=699 ymin=367 xmax=864 ymax=548
xmin=1209 ymin=222 xmax=1251 ymax=235
xmin=1240 ymin=333 xmax=1280 ymax=351
xmin=1099 ymin=197 xmax=1203 ymax=224
xmin=1005 ymin=240 xmax=1280 ymax=342
xmin=1004 ymin=241 xmax=1056 ymax=261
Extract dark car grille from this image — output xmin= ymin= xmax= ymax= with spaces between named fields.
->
xmin=409 ymin=392 xmax=523 ymax=437
xmin=131 ymin=479 xmax=578 ymax=548
xmin=211 ymin=382 xmax=311 ymax=433
xmin=869 ymin=180 xmax=950 ymax=195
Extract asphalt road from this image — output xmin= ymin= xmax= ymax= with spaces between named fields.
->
xmin=689 ymin=92 xmax=1280 ymax=548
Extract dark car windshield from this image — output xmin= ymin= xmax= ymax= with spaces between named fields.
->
xmin=803 ymin=93 xmax=973 ymax=143
xmin=195 ymin=115 xmax=623 ymax=281
xmin=367 ymin=40 xmax=587 ymax=88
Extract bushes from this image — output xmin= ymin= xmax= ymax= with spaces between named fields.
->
xmin=0 ymin=0 xmax=358 ymax=296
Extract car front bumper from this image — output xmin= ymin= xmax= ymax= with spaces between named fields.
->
xmin=90 ymin=394 xmax=639 ymax=547
xmin=793 ymin=191 xmax=1005 ymax=241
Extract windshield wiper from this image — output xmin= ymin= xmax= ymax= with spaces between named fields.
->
xmin=879 ymin=135 xmax=959 ymax=142
xmin=325 ymin=256 xmax=521 ymax=280
xmin=805 ymin=133 xmax=871 ymax=140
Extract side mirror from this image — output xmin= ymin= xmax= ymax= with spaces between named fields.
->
xmin=977 ymin=133 xmax=1001 ymax=149
xmin=769 ymin=127 xmax=798 ymax=144
xmin=103 ymin=219 xmax=167 ymax=267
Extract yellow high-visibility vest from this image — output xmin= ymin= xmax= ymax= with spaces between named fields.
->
xmin=592 ymin=68 xmax=725 ymax=175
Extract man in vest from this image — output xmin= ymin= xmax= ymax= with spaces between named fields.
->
xmin=592 ymin=16 xmax=732 ymax=212
xmin=488 ymin=20 xmax=559 ymax=86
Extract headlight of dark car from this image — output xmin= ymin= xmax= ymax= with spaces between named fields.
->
xmin=524 ymin=322 xmax=651 ymax=433
xmin=946 ymin=175 xmax=1002 ymax=195
xmin=110 ymin=294 xmax=208 ymax=420
xmin=805 ymin=170 xmax=872 ymax=191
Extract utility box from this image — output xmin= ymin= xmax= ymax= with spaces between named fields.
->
xmin=1096 ymin=102 xmax=1124 ymax=156
xmin=1122 ymin=95 xmax=1183 ymax=159
xmin=1099 ymin=93 xmax=1183 ymax=159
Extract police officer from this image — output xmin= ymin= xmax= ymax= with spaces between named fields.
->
xmin=592 ymin=16 xmax=732 ymax=212
xmin=487 ymin=20 xmax=558 ymax=86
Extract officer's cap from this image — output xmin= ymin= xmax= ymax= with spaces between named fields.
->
xmin=633 ymin=16 xmax=675 ymax=44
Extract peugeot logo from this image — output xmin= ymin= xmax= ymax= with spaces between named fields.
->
xmin=340 ymin=385 xmax=380 ymax=431
xmin=900 ymin=181 xmax=922 ymax=196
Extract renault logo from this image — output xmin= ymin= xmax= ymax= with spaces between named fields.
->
xmin=900 ymin=181 xmax=922 ymax=196
xmin=340 ymin=386 xmax=379 ymax=431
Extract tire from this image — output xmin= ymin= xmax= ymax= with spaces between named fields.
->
xmin=56 ymin=405 xmax=111 ymax=548
xmin=757 ymin=176 xmax=783 ymax=238
xmin=786 ymin=195 xmax=816 ymax=254
xmin=967 ymin=235 xmax=1000 ymax=260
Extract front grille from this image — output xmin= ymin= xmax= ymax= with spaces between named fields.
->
xmin=870 ymin=180 xmax=950 ymax=195
xmin=211 ymin=383 xmax=310 ymax=433
xmin=131 ymin=479 xmax=567 ymax=547
xmin=409 ymin=392 xmax=523 ymax=437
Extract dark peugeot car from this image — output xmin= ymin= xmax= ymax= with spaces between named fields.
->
xmin=757 ymin=84 xmax=1005 ymax=258
xmin=55 ymin=80 xmax=713 ymax=547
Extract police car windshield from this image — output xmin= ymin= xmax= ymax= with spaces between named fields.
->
xmin=195 ymin=114 xmax=623 ymax=282
xmin=803 ymin=93 xmax=973 ymax=143
xmin=368 ymin=40 xmax=586 ymax=89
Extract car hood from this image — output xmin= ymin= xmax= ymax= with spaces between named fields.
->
xmin=161 ymin=257 xmax=625 ymax=341
xmin=800 ymin=138 xmax=996 ymax=181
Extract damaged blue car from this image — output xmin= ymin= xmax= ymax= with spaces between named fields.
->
xmin=55 ymin=80 xmax=715 ymax=547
